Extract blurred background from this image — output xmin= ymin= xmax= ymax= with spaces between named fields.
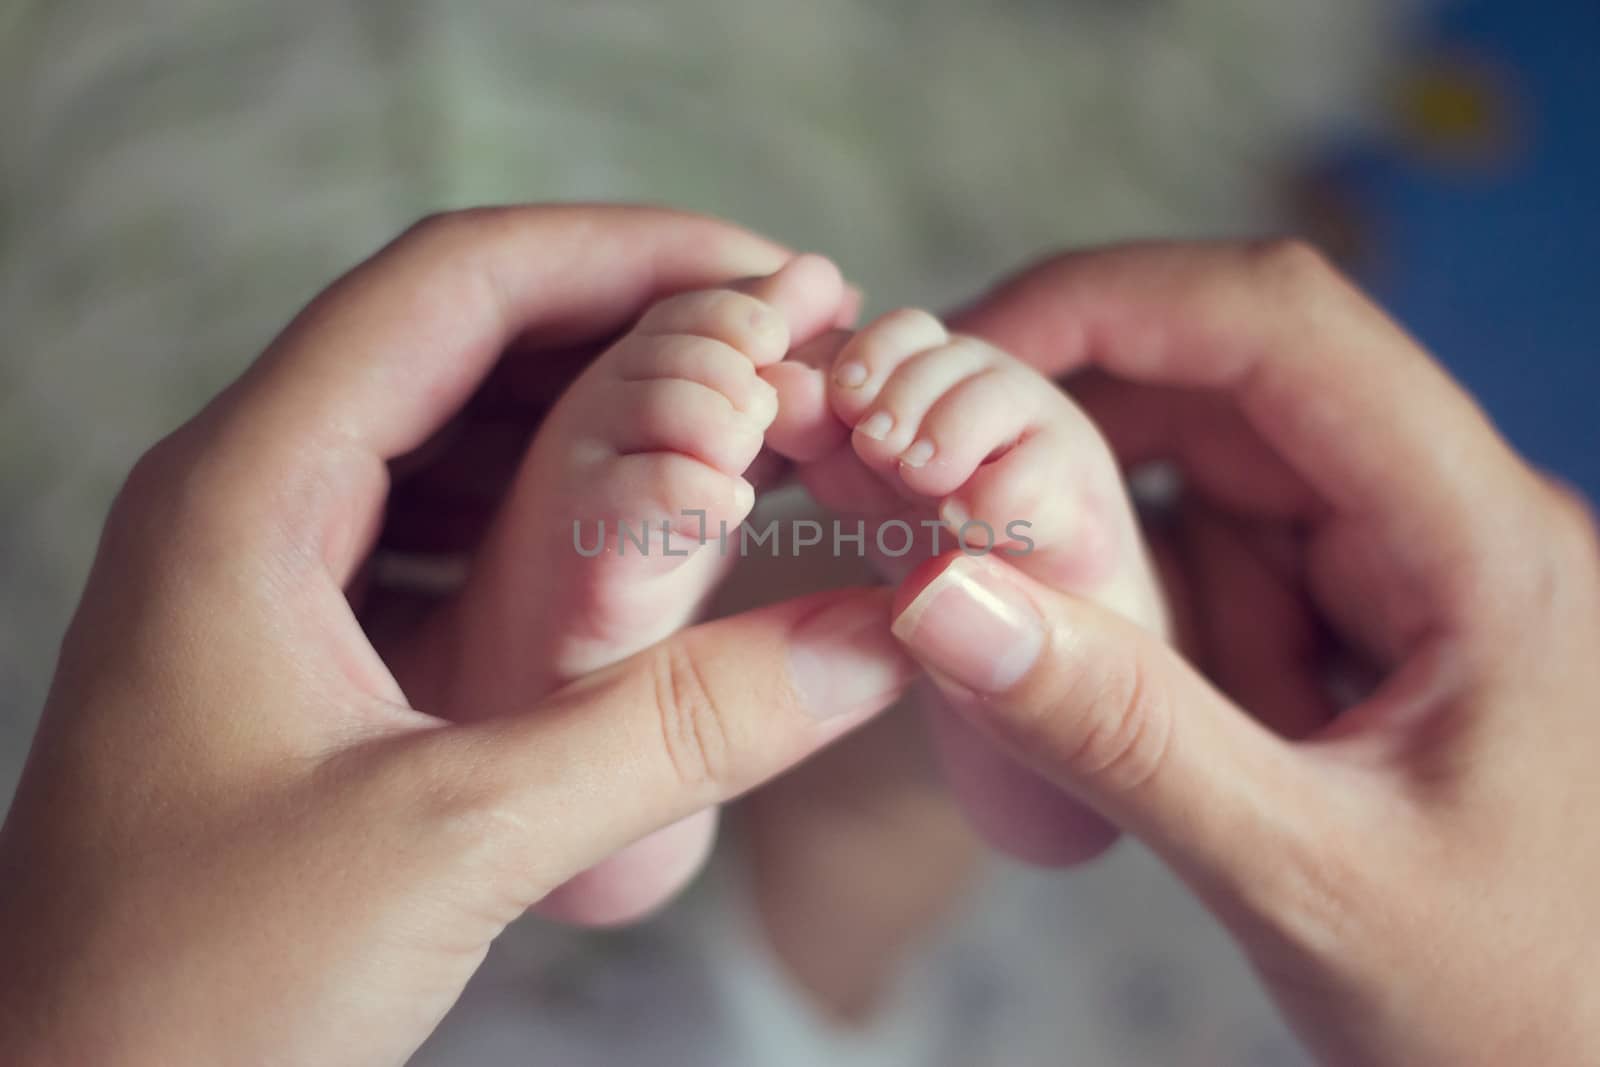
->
xmin=1 ymin=1 xmax=1593 ymax=1064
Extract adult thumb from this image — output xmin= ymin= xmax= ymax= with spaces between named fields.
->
xmin=386 ymin=588 xmax=915 ymax=914
xmin=890 ymin=553 xmax=1315 ymax=906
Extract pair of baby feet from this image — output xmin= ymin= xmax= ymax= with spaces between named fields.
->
xmin=457 ymin=255 xmax=1166 ymax=922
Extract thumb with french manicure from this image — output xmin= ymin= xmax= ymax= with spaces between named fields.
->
xmin=889 ymin=552 xmax=1310 ymax=908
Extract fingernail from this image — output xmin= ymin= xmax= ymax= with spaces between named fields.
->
xmin=790 ymin=596 xmax=915 ymax=720
xmin=733 ymin=478 xmax=755 ymax=515
xmin=939 ymin=497 xmax=988 ymax=547
xmin=856 ymin=411 xmax=894 ymax=441
xmin=891 ymin=557 xmax=1043 ymax=693
xmin=834 ymin=361 xmax=869 ymax=388
xmin=745 ymin=382 xmax=779 ymax=425
xmin=900 ymin=439 xmax=935 ymax=468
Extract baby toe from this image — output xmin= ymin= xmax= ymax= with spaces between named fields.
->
xmin=598 ymin=452 xmax=756 ymax=540
xmin=616 ymin=334 xmax=777 ymax=419
xmin=891 ymin=364 xmax=1036 ymax=498
xmin=948 ymin=425 xmax=1165 ymax=632
xmin=729 ymin=253 xmax=847 ymax=351
xmin=941 ymin=423 xmax=1121 ymax=581
xmin=633 ymin=289 xmax=791 ymax=367
xmin=761 ymin=329 xmax=853 ymax=462
xmin=794 ymin=439 xmax=912 ymax=518
xmin=607 ymin=378 xmax=767 ymax=476
xmin=847 ymin=338 xmax=1002 ymax=480
xmin=827 ymin=307 xmax=948 ymax=426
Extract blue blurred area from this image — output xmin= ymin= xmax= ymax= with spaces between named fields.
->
xmin=1328 ymin=0 xmax=1599 ymax=499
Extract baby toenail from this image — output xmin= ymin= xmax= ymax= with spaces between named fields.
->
xmin=749 ymin=306 xmax=783 ymax=337
xmin=834 ymin=362 xmax=869 ymax=388
xmin=745 ymin=387 xmax=779 ymax=424
xmin=940 ymin=497 xmax=972 ymax=531
xmin=733 ymin=478 xmax=756 ymax=514
xmin=900 ymin=439 xmax=936 ymax=468
xmin=857 ymin=411 xmax=894 ymax=441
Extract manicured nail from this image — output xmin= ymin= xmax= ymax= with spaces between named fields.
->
xmin=900 ymin=439 xmax=935 ymax=468
xmin=733 ymin=478 xmax=756 ymax=515
xmin=834 ymin=361 xmax=869 ymax=388
xmin=790 ymin=596 xmax=915 ymax=719
xmin=891 ymin=557 xmax=1043 ymax=693
xmin=856 ymin=411 xmax=894 ymax=441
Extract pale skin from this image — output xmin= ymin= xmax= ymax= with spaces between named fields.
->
xmin=892 ymin=240 xmax=1600 ymax=1065
xmin=763 ymin=308 xmax=1168 ymax=865
xmin=424 ymin=253 xmax=856 ymax=925
xmin=509 ymin=269 xmax=1171 ymax=915
xmin=0 ymin=207 xmax=919 ymax=1065
xmin=743 ymin=307 xmax=1174 ymax=1017
xmin=0 ymin=210 xmax=1596 ymax=1065
xmin=497 ymin=275 xmax=1174 ymax=1009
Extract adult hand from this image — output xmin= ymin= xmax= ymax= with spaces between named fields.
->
xmin=0 ymin=206 xmax=911 ymax=1066
xmin=894 ymin=241 xmax=1600 ymax=1065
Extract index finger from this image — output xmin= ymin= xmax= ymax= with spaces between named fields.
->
xmin=259 ymin=204 xmax=790 ymax=456
xmin=188 ymin=204 xmax=793 ymax=567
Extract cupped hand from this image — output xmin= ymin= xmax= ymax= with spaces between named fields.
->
xmin=896 ymin=241 xmax=1600 ymax=1065
xmin=0 ymin=206 xmax=911 ymax=1067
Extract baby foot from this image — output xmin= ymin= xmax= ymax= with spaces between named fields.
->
xmin=464 ymin=255 xmax=844 ymax=695
xmin=765 ymin=308 xmax=1168 ymax=864
xmin=768 ymin=308 xmax=1166 ymax=633
xmin=450 ymin=254 xmax=847 ymax=923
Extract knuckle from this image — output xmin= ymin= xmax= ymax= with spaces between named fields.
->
xmin=399 ymin=209 xmax=466 ymax=249
xmin=394 ymin=209 xmax=522 ymax=323
xmin=106 ymin=419 xmax=321 ymax=580
xmin=649 ymin=642 xmax=736 ymax=795
xmin=388 ymin=741 xmax=550 ymax=907
xmin=1488 ymin=475 xmax=1599 ymax=617
xmin=1043 ymin=638 xmax=1174 ymax=794
xmin=1238 ymin=825 xmax=1371 ymax=988
xmin=400 ymin=206 xmax=502 ymax=247
xmin=1074 ymin=649 xmax=1174 ymax=793
xmin=103 ymin=429 xmax=203 ymax=556
xmin=1241 ymin=237 xmax=1340 ymax=304
xmin=1533 ymin=475 xmax=1600 ymax=621
xmin=111 ymin=436 xmax=180 ymax=524
xmin=1545 ymin=476 xmax=1599 ymax=559
xmin=642 ymin=291 xmax=781 ymax=354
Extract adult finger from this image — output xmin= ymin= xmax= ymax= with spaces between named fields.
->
xmin=950 ymin=240 xmax=1539 ymax=639
xmin=439 ymin=253 xmax=850 ymax=925
xmin=383 ymin=588 xmax=916 ymax=907
xmin=1176 ymin=503 xmax=1340 ymax=738
xmin=889 ymin=553 xmax=1327 ymax=921
xmin=187 ymin=204 xmax=793 ymax=576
